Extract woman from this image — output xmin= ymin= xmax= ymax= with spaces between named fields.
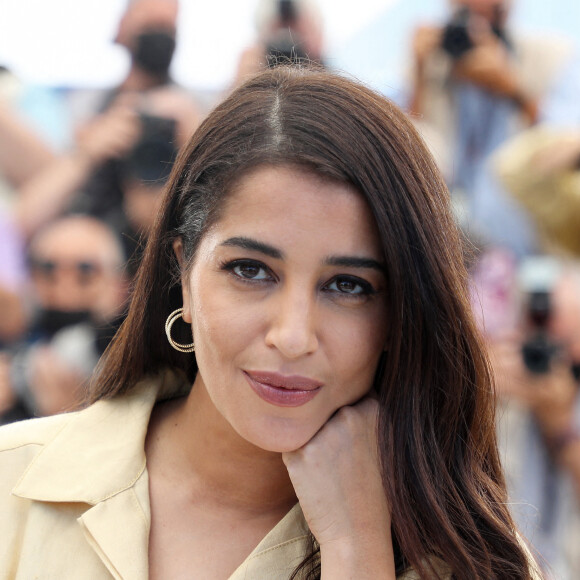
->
xmin=0 ymin=66 xmax=540 ymax=579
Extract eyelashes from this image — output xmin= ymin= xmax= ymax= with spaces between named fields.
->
xmin=324 ymin=277 xmax=375 ymax=296
xmin=223 ymin=260 xmax=274 ymax=282
xmin=219 ymin=258 xmax=377 ymax=298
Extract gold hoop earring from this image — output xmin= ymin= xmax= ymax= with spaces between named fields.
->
xmin=165 ymin=308 xmax=195 ymax=353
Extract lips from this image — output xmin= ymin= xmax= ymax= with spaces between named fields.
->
xmin=243 ymin=371 xmax=322 ymax=407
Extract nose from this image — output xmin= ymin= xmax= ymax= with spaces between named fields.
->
xmin=47 ymin=270 xmax=93 ymax=311
xmin=265 ymin=284 xmax=319 ymax=359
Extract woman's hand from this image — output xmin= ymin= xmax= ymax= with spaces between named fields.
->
xmin=282 ymin=397 xmax=396 ymax=579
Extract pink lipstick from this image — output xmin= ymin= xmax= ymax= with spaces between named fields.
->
xmin=244 ymin=371 xmax=322 ymax=407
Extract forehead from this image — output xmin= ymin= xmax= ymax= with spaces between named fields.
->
xmin=121 ymin=0 xmax=178 ymax=29
xmin=31 ymin=221 xmax=118 ymax=264
xmin=207 ymin=164 xmax=382 ymax=258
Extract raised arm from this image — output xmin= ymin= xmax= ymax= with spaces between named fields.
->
xmin=0 ymin=100 xmax=55 ymax=187
xmin=282 ymin=398 xmax=396 ymax=579
xmin=14 ymin=101 xmax=140 ymax=239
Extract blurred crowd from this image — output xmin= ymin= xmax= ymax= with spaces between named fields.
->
xmin=1 ymin=0 xmax=580 ymax=578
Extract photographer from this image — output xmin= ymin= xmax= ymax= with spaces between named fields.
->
xmin=489 ymin=259 xmax=580 ymax=578
xmin=15 ymin=88 xmax=195 ymax=249
xmin=406 ymin=0 xmax=571 ymax=257
xmin=14 ymin=0 xmax=202 ymax=241
xmin=409 ymin=1 xmax=538 ymax=122
xmin=0 ymin=215 xmax=128 ymax=425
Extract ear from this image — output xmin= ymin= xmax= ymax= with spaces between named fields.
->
xmin=173 ymin=238 xmax=192 ymax=323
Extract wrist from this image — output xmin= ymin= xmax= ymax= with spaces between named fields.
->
xmin=71 ymin=138 xmax=108 ymax=170
xmin=320 ymin=533 xmax=396 ymax=579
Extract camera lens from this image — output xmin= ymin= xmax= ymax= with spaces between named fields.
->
xmin=441 ymin=7 xmax=473 ymax=59
xmin=522 ymin=334 xmax=555 ymax=374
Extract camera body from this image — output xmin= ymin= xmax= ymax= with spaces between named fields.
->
xmin=519 ymin=257 xmax=561 ymax=374
xmin=521 ymin=291 xmax=558 ymax=374
xmin=441 ymin=4 xmax=510 ymax=59
xmin=441 ymin=6 xmax=474 ymax=60
xmin=278 ymin=0 xmax=297 ymax=25
xmin=123 ymin=113 xmax=178 ymax=184
xmin=264 ymin=0 xmax=308 ymax=66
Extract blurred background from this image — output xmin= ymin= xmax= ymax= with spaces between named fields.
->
xmin=1 ymin=1 xmax=580 ymax=577
xmin=1 ymin=0 xmax=578 ymax=91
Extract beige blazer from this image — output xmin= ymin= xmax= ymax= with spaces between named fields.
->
xmin=0 ymin=371 xmax=443 ymax=579
xmin=0 ymin=372 xmax=318 ymax=579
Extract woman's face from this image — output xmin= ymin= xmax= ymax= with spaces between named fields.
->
xmin=181 ymin=165 xmax=388 ymax=452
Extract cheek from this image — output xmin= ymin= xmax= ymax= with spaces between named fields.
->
xmin=345 ymin=341 xmax=383 ymax=385
xmin=190 ymin=285 xmax=262 ymax=362
xmin=327 ymin=311 xmax=386 ymax=391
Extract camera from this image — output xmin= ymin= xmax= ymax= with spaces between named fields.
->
xmin=521 ymin=291 xmax=558 ymax=374
xmin=123 ymin=113 xmax=178 ymax=184
xmin=441 ymin=4 xmax=510 ymax=60
xmin=441 ymin=7 xmax=474 ymax=60
xmin=265 ymin=30 xmax=309 ymax=66
xmin=265 ymin=0 xmax=310 ymax=67
xmin=278 ymin=0 xmax=297 ymax=25
xmin=519 ymin=257 xmax=561 ymax=374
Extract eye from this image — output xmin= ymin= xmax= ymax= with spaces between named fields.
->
xmin=222 ymin=259 xmax=275 ymax=282
xmin=325 ymin=275 xmax=374 ymax=296
xmin=233 ymin=262 xmax=269 ymax=280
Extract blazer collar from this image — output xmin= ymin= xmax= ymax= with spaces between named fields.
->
xmin=10 ymin=369 xmax=315 ymax=580
xmin=13 ymin=369 xmax=189 ymax=505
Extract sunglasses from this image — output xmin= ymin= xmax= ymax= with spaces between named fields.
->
xmin=29 ymin=259 xmax=103 ymax=280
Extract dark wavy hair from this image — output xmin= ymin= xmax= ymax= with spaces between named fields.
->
xmin=89 ymin=66 xmax=538 ymax=579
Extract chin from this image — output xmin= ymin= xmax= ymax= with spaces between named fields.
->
xmin=240 ymin=418 xmax=320 ymax=454
xmin=255 ymin=439 xmax=310 ymax=454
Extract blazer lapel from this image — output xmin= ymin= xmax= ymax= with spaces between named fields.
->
xmin=229 ymin=503 xmax=311 ymax=579
xmin=12 ymin=371 xmax=189 ymax=579
xmin=79 ymin=482 xmax=150 ymax=580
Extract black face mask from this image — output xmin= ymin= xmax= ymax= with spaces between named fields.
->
xmin=33 ymin=308 xmax=93 ymax=339
xmin=132 ymin=30 xmax=176 ymax=78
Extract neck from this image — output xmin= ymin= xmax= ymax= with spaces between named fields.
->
xmin=146 ymin=376 xmax=297 ymax=516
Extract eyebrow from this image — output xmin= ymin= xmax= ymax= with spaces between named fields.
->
xmin=324 ymin=256 xmax=385 ymax=272
xmin=220 ymin=237 xmax=283 ymax=259
xmin=220 ymin=236 xmax=384 ymax=272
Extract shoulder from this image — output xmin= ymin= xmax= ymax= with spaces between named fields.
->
xmin=0 ymin=413 xmax=79 ymax=554
xmin=0 ymin=411 xmax=76 ymax=454
xmin=512 ymin=31 xmax=574 ymax=62
xmin=0 ymin=412 xmax=77 ymax=496
xmin=511 ymin=32 xmax=575 ymax=96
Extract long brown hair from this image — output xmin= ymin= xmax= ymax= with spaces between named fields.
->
xmin=90 ymin=66 xmax=537 ymax=579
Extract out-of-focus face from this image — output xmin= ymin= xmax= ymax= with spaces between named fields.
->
xmin=453 ymin=0 xmax=510 ymax=23
xmin=115 ymin=0 xmax=178 ymax=49
xmin=180 ymin=165 xmax=388 ymax=453
xmin=29 ymin=218 xmax=126 ymax=321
